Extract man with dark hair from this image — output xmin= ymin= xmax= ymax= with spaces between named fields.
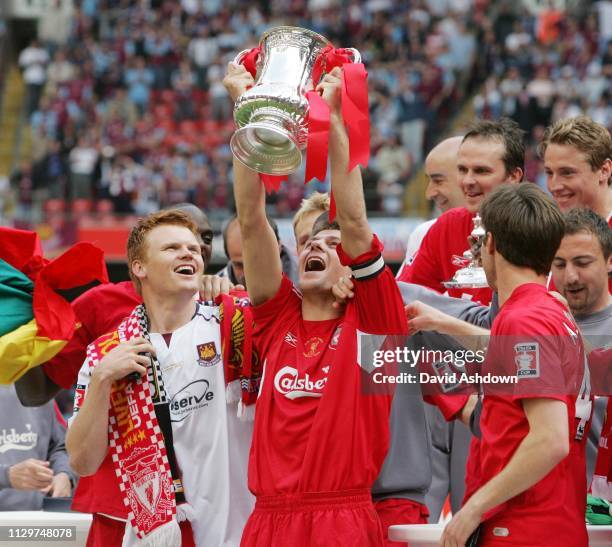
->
xmin=552 ymin=208 xmax=612 ymax=501
xmin=441 ymin=184 xmax=588 ymax=547
xmin=398 ymin=117 xmax=525 ymax=306
xmin=218 ymin=214 xmax=298 ymax=287
xmin=553 ymin=208 xmax=612 ymax=316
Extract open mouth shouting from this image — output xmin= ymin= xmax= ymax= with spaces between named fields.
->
xmin=304 ymin=255 xmax=326 ymax=273
xmin=174 ymin=263 xmax=197 ymax=277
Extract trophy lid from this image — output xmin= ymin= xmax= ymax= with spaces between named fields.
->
xmin=259 ymin=26 xmax=332 ymax=49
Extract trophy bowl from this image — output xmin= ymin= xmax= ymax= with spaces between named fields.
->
xmin=231 ymin=26 xmax=359 ymax=176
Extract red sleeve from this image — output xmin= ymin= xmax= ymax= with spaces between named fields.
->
xmin=337 ymin=235 xmax=408 ymax=335
xmin=397 ymin=217 xmax=443 ymax=290
xmin=252 ymin=275 xmax=301 ymax=357
xmin=491 ymin=312 xmax=574 ymax=403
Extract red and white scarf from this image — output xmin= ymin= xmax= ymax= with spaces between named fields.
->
xmin=86 ymin=306 xmax=183 ymax=546
xmin=85 ymin=297 xmax=260 ymax=545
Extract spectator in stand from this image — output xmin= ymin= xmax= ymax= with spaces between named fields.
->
xmin=172 ymin=61 xmax=197 ymax=122
xmin=124 ymin=56 xmax=154 ymax=116
xmin=46 ymin=49 xmax=76 ymax=90
xmin=19 ymin=39 xmax=50 ymax=116
xmin=68 ymin=135 xmax=99 ymax=200
xmin=14 ymin=0 xmax=484 ymax=222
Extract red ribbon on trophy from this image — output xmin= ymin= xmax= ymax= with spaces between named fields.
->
xmin=238 ymin=45 xmax=370 ymax=220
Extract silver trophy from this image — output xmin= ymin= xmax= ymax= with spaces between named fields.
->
xmin=442 ymin=213 xmax=489 ymax=289
xmin=231 ymin=26 xmax=360 ymax=176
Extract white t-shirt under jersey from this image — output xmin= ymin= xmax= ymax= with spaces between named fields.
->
xmin=396 ymin=218 xmax=436 ymax=279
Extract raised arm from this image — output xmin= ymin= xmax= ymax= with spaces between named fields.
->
xmin=223 ymin=63 xmax=282 ymax=306
xmin=317 ymin=67 xmax=372 ymax=259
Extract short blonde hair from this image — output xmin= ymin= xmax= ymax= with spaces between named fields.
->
xmin=292 ymin=192 xmax=330 ymax=235
xmin=538 ymin=116 xmax=612 ymax=174
xmin=127 ymin=209 xmax=200 ymax=293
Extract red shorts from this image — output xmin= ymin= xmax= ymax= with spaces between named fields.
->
xmin=86 ymin=513 xmax=195 ymax=547
xmin=241 ymin=489 xmax=384 ymax=547
xmin=374 ymin=498 xmax=429 ymax=547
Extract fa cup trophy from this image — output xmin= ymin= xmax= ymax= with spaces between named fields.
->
xmin=442 ymin=214 xmax=489 ymax=289
xmin=230 ymin=26 xmax=360 ymax=176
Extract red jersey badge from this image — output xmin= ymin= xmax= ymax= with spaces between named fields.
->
xmin=514 ymin=342 xmax=540 ymax=378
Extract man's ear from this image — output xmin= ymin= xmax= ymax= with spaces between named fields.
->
xmin=507 ymin=167 xmax=524 ymax=184
xmin=131 ymin=260 xmax=146 ymax=283
xmin=484 ymin=232 xmax=495 ymax=255
xmin=598 ymin=158 xmax=611 ymax=187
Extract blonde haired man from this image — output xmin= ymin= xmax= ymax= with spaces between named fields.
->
xmin=66 ymin=210 xmax=254 ymax=547
xmin=540 ymin=116 xmax=612 ymax=220
xmin=292 ymin=191 xmax=331 ymax=253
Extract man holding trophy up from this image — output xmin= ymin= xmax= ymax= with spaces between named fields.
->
xmin=223 ymin=29 xmax=408 ymax=546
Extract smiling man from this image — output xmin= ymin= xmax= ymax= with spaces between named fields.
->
xmin=66 ymin=210 xmax=254 ymax=546
xmin=398 ymin=118 xmax=524 ymax=306
xmin=397 ymin=136 xmax=465 ymax=277
xmin=540 ymin=116 xmax=612 ymax=221
xmin=551 ymin=208 xmax=612 ymax=494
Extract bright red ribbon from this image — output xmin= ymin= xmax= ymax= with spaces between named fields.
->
xmin=305 ymin=90 xmax=330 ymax=184
xmin=341 ymin=63 xmax=370 ymax=171
xmin=0 ymin=227 xmax=109 ymax=341
xmin=260 ymin=174 xmax=287 ymax=192
xmin=239 ymin=47 xmax=260 ymax=77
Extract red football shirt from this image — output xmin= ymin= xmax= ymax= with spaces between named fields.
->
xmin=43 ymin=281 xmax=141 ymax=388
xmin=398 ymin=207 xmax=492 ymax=305
xmin=476 ymin=283 xmax=588 ymax=546
xmin=248 ymin=237 xmax=408 ymax=495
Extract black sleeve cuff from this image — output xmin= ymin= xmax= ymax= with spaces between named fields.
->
xmin=351 ymin=254 xmax=385 ymax=281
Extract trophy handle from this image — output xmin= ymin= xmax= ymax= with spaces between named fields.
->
xmin=233 ymin=49 xmax=251 ymax=66
xmin=345 ymin=48 xmax=361 ymax=64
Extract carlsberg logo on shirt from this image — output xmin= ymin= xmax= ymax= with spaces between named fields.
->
xmin=274 ymin=366 xmax=328 ymax=399
xmin=0 ymin=424 xmax=38 ymax=453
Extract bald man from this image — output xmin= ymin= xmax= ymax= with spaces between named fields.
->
xmin=398 ymin=137 xmax=465 ymax=277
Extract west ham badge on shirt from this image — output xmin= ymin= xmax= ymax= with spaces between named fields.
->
xmin=196 ymin=341 xmax=221 ymax=367
xmin=514 ymin=343 xmax=540 ymax=378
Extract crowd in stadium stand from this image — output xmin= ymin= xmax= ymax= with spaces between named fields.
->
xmin=9 ymin=0 xmax=486 ymax=222
xmin=471 ymin=3 xmax=611 ymax=189
xmin=4 ymin=1 xmax=611 ymax=225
